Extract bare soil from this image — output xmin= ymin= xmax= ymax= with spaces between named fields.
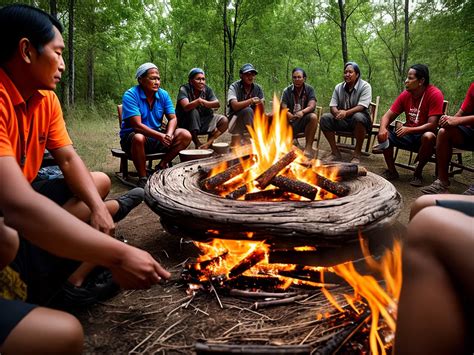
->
xmin=77 ymin=138 xmax=472 ymax=354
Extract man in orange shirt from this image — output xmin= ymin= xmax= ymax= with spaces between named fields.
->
xmin=0 ymin=5 xmax=170 ymax=353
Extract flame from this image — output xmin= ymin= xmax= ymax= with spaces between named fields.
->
xmin=205 ymin=96 xmax=341 ymax=200
xmin=321 ymin=234 xmax=402 ymax=355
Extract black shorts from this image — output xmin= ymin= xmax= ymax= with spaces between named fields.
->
xmin=456 ymin=125 xmax=474 ymax=151
xmin=31 ymin=177 xmax=74 ymax=206
xmin=387 ymin=126 xmax=423 ymax=151
xmin=120 ymin=131 xmax=169 ymax=155
xmin=0 ymin=298 xmax=36 ymax=346
xmin=436 ymin=200 xmax=474 ymax=216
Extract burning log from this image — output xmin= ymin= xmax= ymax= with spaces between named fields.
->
xmin=308 ymin=171 xmax=350 ymax=197
xmin=226 ymin=275 xmax=285 ymax=289
xmin=244 ymin=188 xmax=285 ymax=201
xmin=319 ymin=163 xmax=367 ymax=181
xmin=195 ymin=342 xmax=311 ymax=354
xmin=202 ymin=163 xmax=245 ymax=191
xmin=225 ymin=184 xmax=248 ymax=200
xmin=270 ymin=175 xmax=318 ymax=200
xmin=255 ymin=149 xmax=297 ymax=189
xmin=228 ymin=249 xmax=266 ymax=278
xmin=252 ymin=294 xmax=309 ymax=309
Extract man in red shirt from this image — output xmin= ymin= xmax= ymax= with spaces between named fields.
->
xmin=421 ymin=83 xmax=474 ymax=194
xmin=376 ymin=64 xmax=444 ymax=186
xmin=0 ymin=5 xmax=170 ymax=353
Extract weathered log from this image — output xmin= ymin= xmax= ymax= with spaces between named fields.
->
xmin=270 ymin=175 xmax=318 ymax=200
xmin=145 ymin=153 xmax=402 ymax=244
xmin=318 ymin=163 xmax=367 ymax=181
xmin=228 ymin=249 xmax=266 ymax=278
xmin=255 ymin=149 xmax=297 ymax=189
xmin=244 ymin=188 xmax=285 ymax=201
xmin=195 ymin=342 xmax=311 ymax=354
xmin=202 ymin=163 xmax=244 ymax=191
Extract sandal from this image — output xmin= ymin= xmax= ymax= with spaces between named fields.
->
xmin=409 ymin=175 xmax=423 ymax=187
xmin=420 ymin=179 xmax=449 ymax=194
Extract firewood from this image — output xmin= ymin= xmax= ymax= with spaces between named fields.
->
xmin=270 ymin=175 xmax=318 ymax=200
xmin=308 ymin=171 xmax=350 ymax=197
xmin=229 ymin=289 xmax=297 ymax=298
xmin=255 ymin=149 xmax=297 ymax=189
xmin=252 ymin=294 xmax=309 ymax=309
xmin=225 ymin=184 xmax=248 ymax=200
xmin=244 ymin=188 xmax=285 ymax=201
xmin=202 ymin=163 xmax=245 ymax=191
xmin=229 ymin=249 xmax=266 ymax=278
xmin=226 ymin=275 xmax=285 ymax=289
xmin=195 ymin=342 xmax=311 ymax=354
xmin=319 ymin=163 xmax=367 ymax=181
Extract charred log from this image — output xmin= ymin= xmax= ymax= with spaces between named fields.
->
xmin=228 ymin=249 xmax=266 ymax=278
xmin=195 ymin=342 xmax=311 ymax=354
xmin=270 ymin=175 xmax=318 ymax=200
xmin=319 ymin=163 xmax=367 ymax=181
xmin=255 ymin=149 xmax=297 ymax=189
xmin=202 ymin=163 xmax=245 ymax=191
xmin=244 ymin=189 xmax=285 ymax=201
xmin=225 ymin=184 xmax=248 ymax=200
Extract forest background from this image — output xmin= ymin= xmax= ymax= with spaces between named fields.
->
xmin=2 ymin=0 xmax=473 ymax=121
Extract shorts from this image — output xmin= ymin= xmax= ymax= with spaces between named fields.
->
xmin=436 ymin=200 xmax=474 ymax=216
xmin=387 ymin=125 xmax=423 ymax=151
xmin=456 ymin=125 xmax=474 ymax=151
xmin=31 ymin=177 xmax=74 ymax=206
xmin=290 ymin=113 xmax=315 ymax=135
xmin=120 ymin=131 xmax=169 ymax=155
xmin=179 ymin=109 xmax=225 ymax=135
xmin=320 ymin=111 xmax=372 ymax=133
xmin=0 ymin=298 xmax=37 ymax=346
xmin=228 ymin=107 xmax=254 ymax=134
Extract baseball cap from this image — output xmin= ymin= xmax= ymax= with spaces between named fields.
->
xmin=239 ymin=63 xmax=258 ymax=75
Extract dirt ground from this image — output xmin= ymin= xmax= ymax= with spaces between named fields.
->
xmin=77 ymin=137 xmax=472 ymax=354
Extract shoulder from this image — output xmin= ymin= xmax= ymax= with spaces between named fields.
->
xmin=158 ymin=88 xmax=171 ymax=98
xmin=426 ymin=84 xmax=443 ymax=97
xmin=123 ymin=85 xmax=140 ymax=100
xmin=359 ymin=79 xmax=371 ymax=88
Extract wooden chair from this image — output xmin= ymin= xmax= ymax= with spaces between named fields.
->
xmin=391 ymin=100 xmax=465 ymax=175
xmin=293 ymin=106 xmax=323 ymax=158
xmin=335 ymin=96 xmax=380 ymax=156
xmin=111 ymin=104 xmax=166 ymax=186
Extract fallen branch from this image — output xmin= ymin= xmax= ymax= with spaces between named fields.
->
xmin=195 ymin=342 xmax=311 ymax=354
xmin=229 ymin=289 xmax=297 ymax=298
xmin=252 ymin=294 xmax=309 ymax=310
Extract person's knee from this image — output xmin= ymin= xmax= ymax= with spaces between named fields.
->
xmin=240 ymin=107 xmax=254 ymax=120
xmin=131 ymin=133 xmax=146 ymax=146
xmin=319 ymin=113 xmax=335 ymax=131
xmin=421 ymin=131 xmax=436 ymax=144
xmin=175 ymin=128 xmax=192 ymax=145
xmin=218 ymin=116 xmax=229 ymax=131
xmin=308 ymin=112 xmax=318 ymax=124
xmin=91 ymin=172 xmax=111 ymax=198
xmin=54 ymin=311 xmax=84 ymax=354
xmin=410 ymin=195 xmax=437 ymax=219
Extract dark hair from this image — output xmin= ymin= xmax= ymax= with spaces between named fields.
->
xmin=0 ymin=4 xmax=63 ymax=65
xmin=409 ymin=64 xmax=430 ymax=86
xmin=292 ymin=67 xmax=307 ymax=79
xmin=344 ymin=62 xmax=360 ymax=76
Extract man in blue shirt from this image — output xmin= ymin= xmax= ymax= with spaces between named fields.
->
xmin=120 ymin=63 xmax=191 ymax=187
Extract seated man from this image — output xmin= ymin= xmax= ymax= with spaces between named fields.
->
xmin=395 ymin=196 xmax=474 ymax=354
xmin=376 ymin=64 xmax=444 ymax=186
xmin=120 ymin=63 xmax=192 ymax=188
xmin=320 ymin=62 xmax=372 ymax=164
xmin=227 ymin=63 xmax=264 ymax=147
xmin=0 ymin=4 xmax=146 ymax=308
xmin=281 ymin=67 xmax=318 ymax=157
xmin=176 ymin=68 xmax=228 ymax=149
xmin=421 ymin=82 xmax=474 ymax=194
xmin=0 ymin=4 xmax=170 ymax=353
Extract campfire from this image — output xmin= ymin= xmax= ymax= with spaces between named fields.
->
xmin=145 ymin=97 xmax=404 ymax=354
xmin=200 ymin=98 xmax=365 ymax=201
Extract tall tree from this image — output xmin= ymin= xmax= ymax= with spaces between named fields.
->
xmin=67 ymin=0 xmax=75 ymax=107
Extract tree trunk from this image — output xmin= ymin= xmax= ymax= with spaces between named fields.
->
xmin=49 ymin=0 xmax=57 ymax=18
xmin=223 ymin=0 xmax=228 ymax=105
xmin=402 ymin=0 xmax=409 ymax=83
xmin=67 ymin=0 xmax=75 ymax=107
xmin=338 ymin=0 xmax=348 ymax=65
xmin=86 ymin=46 xmax=94 ymax=106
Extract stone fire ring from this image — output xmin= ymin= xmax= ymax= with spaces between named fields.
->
xmin=145 ymin=154 xmax=402 ymax=245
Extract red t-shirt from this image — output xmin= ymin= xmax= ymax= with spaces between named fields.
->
xmin=0 ymin=68 xmax=72 ymax=182
xmin=390 ymin=84 xmax=444 ymax=127
xmin=460 ymin=82 xmax=474 ymax=114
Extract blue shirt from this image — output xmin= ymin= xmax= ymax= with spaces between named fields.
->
xmin=120 ymin=85 xmax=175 ymax=138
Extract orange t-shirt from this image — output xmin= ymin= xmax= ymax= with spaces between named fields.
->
xmin=0 ymin=68 xmax=72 ymax=182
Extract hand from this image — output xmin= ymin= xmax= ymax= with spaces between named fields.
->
xmin=377 ymin=127 xmax=388 ymax=143
xmin=90 ymin=205 xmax=115 ymax=236
xmin=335 ymin=110 xmax=347 ymax=120
xmin=251 ymin=97 xmax=261 ymax=105
xmin=294 ymin=110 xmax=304 ymax=119
xmin=110 ymin=245 xmax=171 ymax=289
xmin=439 ymin=115 xmax=458 ymax=128
xmin=396 ymin=125 xmax=410 ymax=137
xmin=162 ymin=133 xmax=173 ymax=147
xmin=197 ymin=97 xmax=204 ymax=107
